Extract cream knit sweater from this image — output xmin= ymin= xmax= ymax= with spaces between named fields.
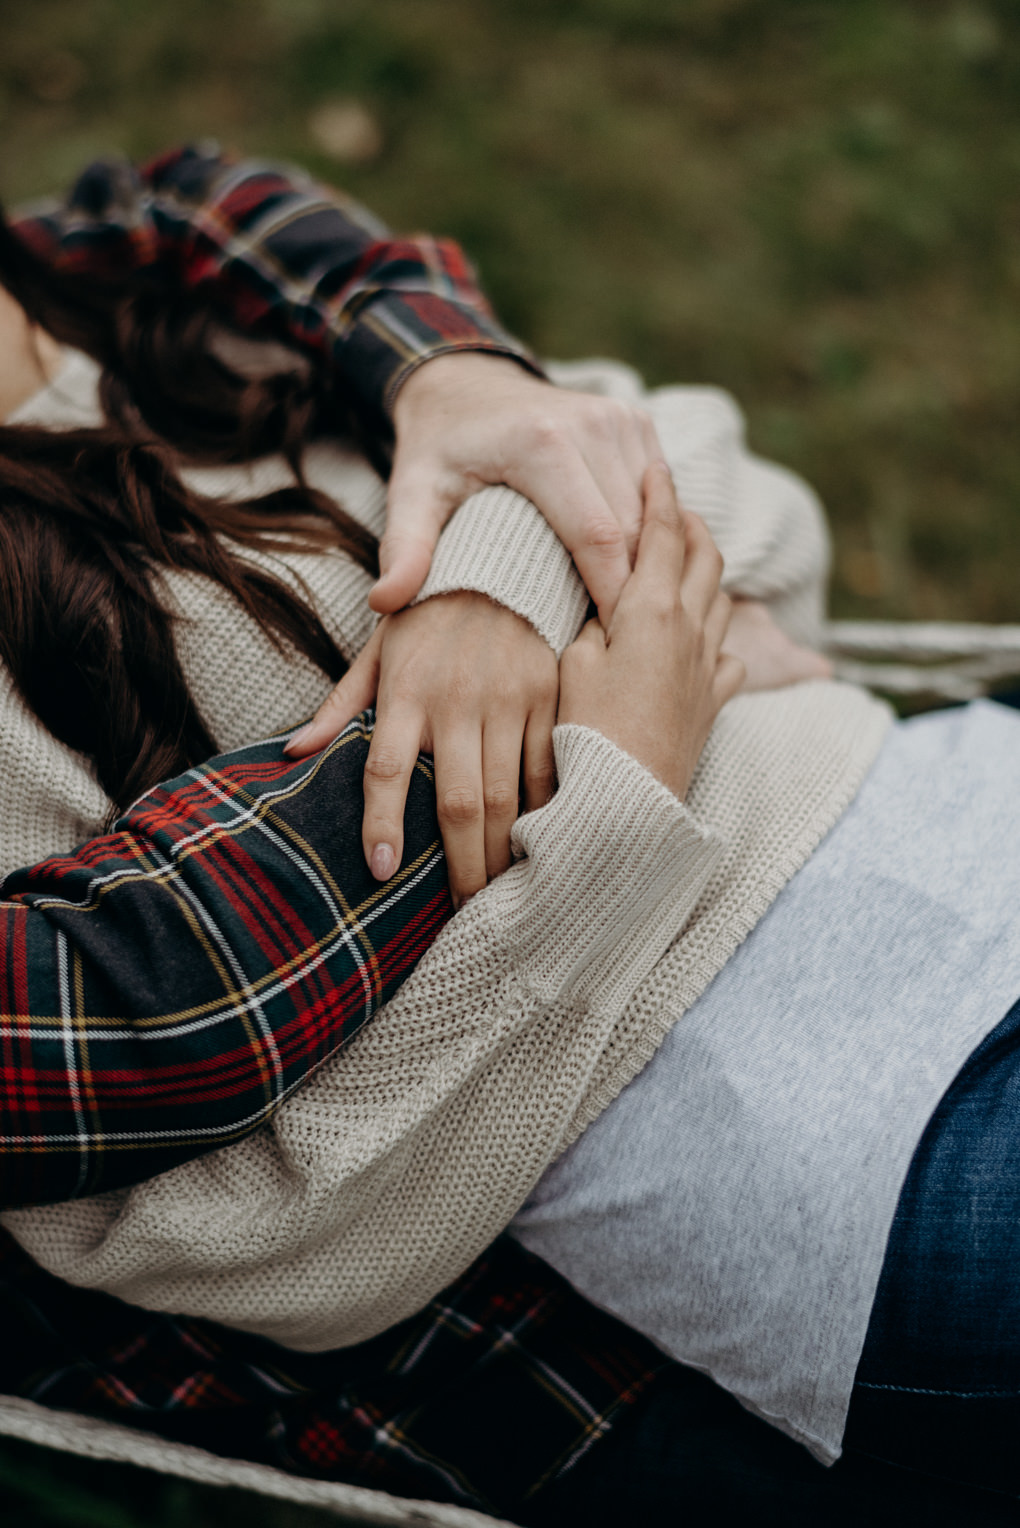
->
xmin=3 ymin=350 xmax=891 ymax=1348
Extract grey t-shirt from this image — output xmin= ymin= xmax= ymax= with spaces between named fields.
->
xmin=513 ymin=698 xmax=1020 ymax=1463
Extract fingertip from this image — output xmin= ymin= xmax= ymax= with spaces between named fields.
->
xmin=640 ymin=461 xmax=683 ymax=532
xmin=369 ymin=842 xmax=398 ymax=881
xmin=284 ymin=722 xmax=321 ymax=758
xmin=367 ymin=577 xmax=407 ymax=615
xmin=642 ymin=458 xmax=673 ymax=495
xmin=369 ymin=554 xmax=434 ymax=612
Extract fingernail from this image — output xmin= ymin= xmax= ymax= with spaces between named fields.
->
xmin=370 ymin=843 xmax=397 ymax=881
xmin=284 ymin=724 xmax=314 ymax=755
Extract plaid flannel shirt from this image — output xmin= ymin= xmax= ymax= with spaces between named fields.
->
xmin=11 ymin=142 xmax=542 ymax=430
xmin=0 ymin=715 xmax=450 ymax=1208
xmin=0 ymin=725 xmax=665 ymax=1518
xmin=0 ymin=1225 xmax=666 ymax=1518
xmin=1 ymin=149 xmax=667 ymax=1516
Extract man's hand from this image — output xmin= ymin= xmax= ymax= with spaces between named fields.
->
xmin=286 ymin=593 xmax=558 ymax=907
xmin=558 ymin=463 xmax=744 ymax=800
xmin=375 ymin=352 xmax=663 ymax=626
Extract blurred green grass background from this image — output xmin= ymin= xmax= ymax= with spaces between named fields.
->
xmin=2 ymin=0 xmax=1018 ymax=623
xmin=0 ymin=0 xmax=1018 ymax=1520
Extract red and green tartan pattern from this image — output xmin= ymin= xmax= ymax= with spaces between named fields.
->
xmin=0 ymin=713 xmax=452 ymax=1207
xmin=12 ymin=143 xmax=542 ymax=429
xmin=1 ymin=145 xmax=664 ymax=1512
xmin=0 ymin=1226 xmax=667 ymax=1517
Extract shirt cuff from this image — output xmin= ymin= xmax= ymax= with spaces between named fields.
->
xmin=482 ymin=724 xmax=726 ymax=1016
xmin=414 ymin=486 xmax=589 ymax=657
xmin=382 ymin=338 xmax=547 ymax=417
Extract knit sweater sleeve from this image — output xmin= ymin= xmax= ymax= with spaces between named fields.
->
xmin=0 ymin=715 xmax=451 ymax=1209
xmin=415 ymin=366 xmax=833 ymax=656
xmin=3 ymin=725 xmax=726 ymax=1349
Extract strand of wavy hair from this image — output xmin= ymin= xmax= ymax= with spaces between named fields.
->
xmin=0 ymin=210 xmax=380 ymax=814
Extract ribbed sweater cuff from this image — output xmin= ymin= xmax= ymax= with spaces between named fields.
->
xmin=489 ymin=724 xmax=726 ymax=1015
xmin=413 ymin=487 xmax=589 ymax=657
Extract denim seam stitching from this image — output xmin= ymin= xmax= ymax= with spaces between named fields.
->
xmin=855 ymin=1380 xmax=1020 ymax=1398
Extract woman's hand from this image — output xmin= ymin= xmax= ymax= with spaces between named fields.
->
xmin=722 ymin=599 xmax=833 ymax=692
xmin=287 ymin=593 xmax=558 ymax=907
xmin=558 ymin=462 xmax=744 ymax=800
xmin=377 ymin=351 xmax=663 ymax=625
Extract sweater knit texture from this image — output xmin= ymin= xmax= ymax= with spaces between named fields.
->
xmin=3 ymin=350 xmax=891 ymax=1349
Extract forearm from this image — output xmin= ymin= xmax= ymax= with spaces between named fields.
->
xmin=4 ymin=726 xmax=724 ymax=1344
xmin=11 ymin=144 xmax=542 ymax=435
xmin=419 ymin=368 xmax=832 ymax=653
xmin=0 ymin=714 xmax=450 ymax=1208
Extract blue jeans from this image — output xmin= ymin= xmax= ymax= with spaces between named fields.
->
xmin=846 ymin=989 xmax=1020 ymax=1496
xmin=527 ymin=990 xmax=1020 ymax=1526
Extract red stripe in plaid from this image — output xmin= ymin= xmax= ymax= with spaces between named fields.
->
xmin=0 ymin=714 xmax=451 ymax=1207
xmin=0 ymin=1227 xmax=668 ymax=1518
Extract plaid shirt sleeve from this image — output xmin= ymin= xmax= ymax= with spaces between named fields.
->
xmin=10 ymin=144 xmax=543 ymax=427
xmin=0 ymin=713 xmax=451 ymax=1210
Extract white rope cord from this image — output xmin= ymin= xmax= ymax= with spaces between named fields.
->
xmin=827 ymin=622 xmax=1020 ymax=702
xmin=0 ymin=1395 xmax=516 ymax=1527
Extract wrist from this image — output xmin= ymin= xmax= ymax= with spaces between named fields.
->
xmin=414 ymin=486 xmax=589 ymax=657
xmin=392 ymin=348 xmax=548 ymax=428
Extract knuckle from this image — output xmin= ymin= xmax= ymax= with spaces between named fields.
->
xmin=526 ymin=761 xmax=555 ymax=795
xmin=364 ymin=748 xmax=406 ymax=786
xmin=580 ymin=514 xmax=625 ymax=557
xmin=439 ymin=784 xmax=481 ymax=825
xmin=580 ymin=399 xmax=618 ymax=439
xmin=647 ymin=584 xmax=680 ymax=620
xmin=483 ymin=781 xmax=518 ymax=818
xmin=528 ymin=413 xmax=571 ymax=453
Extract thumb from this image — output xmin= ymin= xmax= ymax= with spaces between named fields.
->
xmin=370 ymin=464 xmax=454 ymax=614
xmin=284 ymin=622 xmax=384 ymax=757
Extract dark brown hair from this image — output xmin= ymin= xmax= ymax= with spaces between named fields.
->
xmin=0 ymin=213 xmax=380 ymax=815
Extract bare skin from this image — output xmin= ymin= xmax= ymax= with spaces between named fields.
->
xmin=378 ymin=350 xmax=661 ymax=624
xmin=298 ymin=477 xmax=822 ymax=907
xmin=0 ymin=284 xmax=63 ymax=421
xmin=1 ymin=282 xmax=826 ymax=898
xmin=725 ymin=598 xmax=832 ymax=692
xmin=297 ymin=592 xmax=559 ymax=907
xmin=289 ymin=355 xmax=831 ymax=896
xmin=559 ymin=462 xmax=745 ymax=798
